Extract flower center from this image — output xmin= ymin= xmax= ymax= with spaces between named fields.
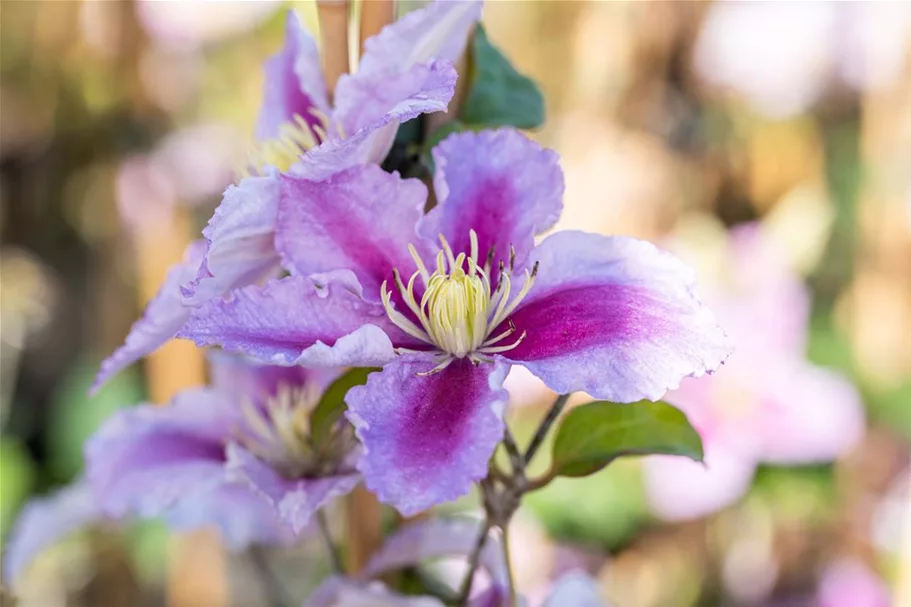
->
xmin=381 ymin=229 xmax=538 ymax=374
xmin=237 ymin=383 xmax=353 ymax=478
xmin=239 ymin=108 xmax=344 ymax=178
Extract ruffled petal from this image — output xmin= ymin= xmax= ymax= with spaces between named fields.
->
xmin=225 ymin=443 xmax=359 ymax=534
xmin=164 ymin=481 xmax=296 ymax=550
xmin=85 ymin=389 xmax=236 ymax=518
xmin=181 ymin=174 xmax=283 ymax=306
xmin=419 ymin=130 xmax=564 ymax=274
xmin=346 ymin=357 xmax=509 ymax=516
xmin=755 ymin=364 xmax=864 ymax=464
xmin=277 ymin=165 xmax=430 ymax=299
xmin=3 ymin=481 xmax=100 ymax=585
xmin=332 ymin=60 xmax=456 ymax=161
xmin=92 ymin=240 xmax=205 ymax=393
xmin=501 ymin=232 xmax=729 ymax=402
xmin=178 ymin=276 xmax=400 ymax=367
xmin=642 ymin=443 xmax=756 ymax=521
xmin=306 ymin=577 xmax=446 ymax=607
xmin=356 ymin=0 xmax=482 ymax=78
xmin=257 ymin=11 xmax=329 ymax=141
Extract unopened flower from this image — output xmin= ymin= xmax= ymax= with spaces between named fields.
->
xmin=643 ymin=223 xmax=863 ymax=521
xmin=86 ymin=354 xmax=359 ymax=535
xmin=178 ymin=129 xmax=728 ymax=515
xmin=93 ymin=1 xmax=482 ymax=391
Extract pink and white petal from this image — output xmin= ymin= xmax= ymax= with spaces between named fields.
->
xmin=643 ymin=444 xmax=756 ymax=521
xmin=346 ymin=358 xmax=510 ymax=516
xmin=277 ymin=166 xmax=431 ymax=298
xmin=357 ymin=0 xmax=482 ymax=77
xmin=306 ymin=577 xmax=446 ymax=607
xmin=3 ymin=481 xmax=101 ymax=586
xmin=164 ymin=480 xmax=296 ymax=550
xmin=85 ymin=389 xmax=236 ymax=519
xmin=92 ymin=240 xmax=205 ymax=393
xmin=224 ymin=444 xmax=359 ymax=535
xmin=755 ymin=364 xmax=864 ymax=464
xmin=420 ymin=130 xmax=564 ymax=272
xmin=501 ymin=232 xmax=729 ymax=403
xmin=256 ymin=11 xmax=329 ymax=141
xmin=329 ymin=59 xmax=457 ymax=166
xmin=178 ymin=276 xmax=399 ymax=368
xmin=181 ymin=175 xmax=283 ymax=306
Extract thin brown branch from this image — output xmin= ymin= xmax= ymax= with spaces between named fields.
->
xmin=359 ymin=0 xmax=395 ymax=53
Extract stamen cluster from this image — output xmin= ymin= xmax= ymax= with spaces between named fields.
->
xmin=381 ymin=229 xmax=538 ymax=374
xmin=238 ymin=383 xmax=354 ymax=478
xmin=241 ymin=109 xmax=345 ymax=177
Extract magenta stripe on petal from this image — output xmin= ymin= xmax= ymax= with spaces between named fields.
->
xmin=346 ymin=357 xmax=509 ymax=516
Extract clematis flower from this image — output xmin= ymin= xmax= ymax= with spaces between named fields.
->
xmin=93 ymin=1 xmax=482 ymax=391
xmin=643 ymin=223 xmax=864 ymax=521
xmin=85 ymin=354 xmax=360 ymax=535
xmin=178 ymin=129 xmax=728 ymax=515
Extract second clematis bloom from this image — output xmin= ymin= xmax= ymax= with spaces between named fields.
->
xmin=85 ymin=355 xmax=360 ymax=535
xmin=179 ymin=129 xmax=729 ymax=515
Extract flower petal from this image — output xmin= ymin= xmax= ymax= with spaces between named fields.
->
xmin=332 ymin=60 xmax=456 ymax=161
xmin=178 ymin=276 xmax=398 ymax=368
xmin=277 ymin=165 xmax=430 ymax=299
xmin=420 ymin=130 xmax=564 ymax=272
xmin=356 ymin=0 xmax=482 ymax=77
xmin=363 ymin=517 xmax=505 ymax=586
xmin=257 ymin=11 xmax=329 ymax=141
xmin=208 ymin=351 xmax=339 ymax=403
xmin=92 ymin=240 xmax=205 ymax=393
xmin=543 ymin=573 xmax=610 ymax=607
xmin=85 ymin=389 xmax=235 ymax=518
xmin=180 ymin=174 xmax=282 ymax=306
xmin=501 ymin=232 xmax=729 ymax=402
xmin=3 ymin=481 xmax=100 ymax=585
xmin=306 ymin=577 xmax=446 ymax=607
xmin=755 ymin=364 xmax=864 ymax=464
xmin=164 ymin=481 xmax=296 ymax=550
xmin=642 ymin=443 xmax=756 ymax=521
xmin=346 ymin=357 xmax=509 ymax=516
xmin=225 ymin=443 xmax=359 ymax=534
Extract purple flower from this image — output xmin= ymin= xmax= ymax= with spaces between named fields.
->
xmin=93 ymin=1 xmax=481 ymax=391
xmin=86 ymin=354 xmax=359 ymax=537
xmin=643 ymin=223 xmax=864 ymax=521
xmin=178 ymin=129 xmax=728 ymax=515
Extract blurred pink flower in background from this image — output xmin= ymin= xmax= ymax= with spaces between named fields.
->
xmin=694 ymin=2 xmax=911 ymax=117
xmin=136 ymin=0 xmax=283 ymax=50
xmin=816 ymin=558 xmax=891 ymax=607
xmin=643 ymin=223 xmax=864 ymax=521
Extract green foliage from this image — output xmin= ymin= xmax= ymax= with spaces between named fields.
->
xmin=551 ymin=400 xmax=704 ymax=478
xmin=47 ymin=359 xmax=143 ymax=481
xmin=0 ymin=437 xmax=35 ymax=540
xmin=309 ymin=368 xmax=378 ymax=449
xmin=461 ymin=25 xmax=545 ymax=129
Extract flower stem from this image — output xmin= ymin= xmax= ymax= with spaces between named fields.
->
xmin=524 ymin=393 xmax=570 ymax=465
xmin=457 ymin=520 xmax=491 ymax=604
xmin=501 ymin=523 xmax=519 ymax=607
xmin=249 ymin=546 xmax=292 ymax=607
xmin=316 ymin=509 xmax=343 ymax=574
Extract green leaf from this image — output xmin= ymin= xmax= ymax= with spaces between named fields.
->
xmin=551 ymin=400 xmax=703 ymax=478
xmin=460 ymin=24 xmax=545 ymax=129
xmin=309 ymin=368 xmax=378 ymax=447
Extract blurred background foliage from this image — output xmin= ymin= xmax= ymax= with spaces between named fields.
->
xmin=1 ymin=1 xmax=908 ymax=606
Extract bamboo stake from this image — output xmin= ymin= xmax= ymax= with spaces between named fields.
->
xmin=359 ymin=0 xmax=396 ymax=52
xmin=317 ymin=0 xmax=352 ymax=99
